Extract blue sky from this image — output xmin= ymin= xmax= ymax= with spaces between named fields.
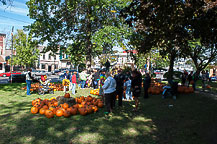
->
xmin=0 ymin=0 xmax=33 ymax=34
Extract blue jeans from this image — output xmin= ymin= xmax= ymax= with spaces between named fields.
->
xmin=71 ymin=83 xmax=76 ymax=95
xmin=125 ymin=88 xmax=132 ymax=100
xmin=81 ymin=80 xmax=86 ymax=88
xmin=26 ymin=80 xmax=31 ymax=95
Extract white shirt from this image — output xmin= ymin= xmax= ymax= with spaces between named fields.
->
xmin=102 ymin=76 xmax=116 ymax=94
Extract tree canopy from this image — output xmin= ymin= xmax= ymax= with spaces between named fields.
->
xmin=11 ymin=29 xmax=39 ymax=67
xmin=26 ymin=0 xmax=132 ymax=67
xmin=121 ymin=0 xmax=217 ymax=78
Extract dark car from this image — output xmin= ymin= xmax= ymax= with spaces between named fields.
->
xmin=8 ymin=74 xmax=26 ymax=83
xmin=8 ymin=74 xmax=39 ymax=83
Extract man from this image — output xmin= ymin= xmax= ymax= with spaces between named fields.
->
xmin=26 ymin=69 xmax=34 ymax=95
xmin=143 ymin=73 xmax=151 ymax=99
xmin=114 ymin=69 xmax=125 ymax=107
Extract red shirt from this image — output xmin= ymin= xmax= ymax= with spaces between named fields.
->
xmin=71 ymin=74 xmax=77 ymax=84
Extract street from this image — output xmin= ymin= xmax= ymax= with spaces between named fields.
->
xmin=0 ymin=75 xmax=60 ymax=84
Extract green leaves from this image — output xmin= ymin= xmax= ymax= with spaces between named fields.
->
xmin=11 ymin=30 xmax=39 ymax=67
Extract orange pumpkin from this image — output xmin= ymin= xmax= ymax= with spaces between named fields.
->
xmin=78 ymin=108 xmax=87 ymax=116
xmin=98 ymin=102 xmax=104 ymax=108
xmin=63 ymin=110 xmax=71 ymax=117
xmin=70 ymin=108 xmax=77 ymax=115
xmin=54 ymin=101 xmax=58 ymax=107
xmin=43 ymin=105 xmax=49 ymax=109
xmin=73 ymin=104 xmax=79 ymax=108
xmin=92 ymin=106 xmax=98 ymax=112
xmin=62 ymin=103 xmax=69 ymax=109
xmin=56 ymin=109 xmax=63 ymax=117
xmin=206 ymin=85 xmax=211 ymax=89
xmin=31 ymin=107 xmax=39 ymax=114
xmin=45 ymin=109 xmax=54 ymax=118
xmin=39 ymin=108 xmax=46 ymax=115
xmin=64 ymin=93 xmax=70 ymax=98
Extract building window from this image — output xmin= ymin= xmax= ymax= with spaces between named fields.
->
xmin=49 ymin=54 xmax=51 ymax=60
xmin=41 ymin=64 xmax=45 ymax=69
xmin=54 ymin=55 xmax=56 ymax=60
xmin=62 ymin=54 xmax=65 ymax=59
xmin=43 ymin=54 xmax=45 ymax=60
xmin=0 ymin=63 xmax=2 ymax=70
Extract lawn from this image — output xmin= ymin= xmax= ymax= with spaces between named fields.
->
xmin=0 ymin=83 xmax=217 ymax=144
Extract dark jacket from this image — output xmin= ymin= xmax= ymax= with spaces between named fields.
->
xmin=143 ymin=75 xmax=151 ymax=89
xmin=114 ymin=73 xmax=125 ymax=91
xmin=131 ymin=75 xmax=142 ymax=93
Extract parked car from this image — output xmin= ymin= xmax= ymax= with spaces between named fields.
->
xmin=8 ymin=74 xmax=26 ymax=83
xmin=0 ymin=71 xmax=22 ymax=77
xmin=210 ymin=76 xmax=217 ymax=81
xmin=45 ymin=71 xmax=52 ymax=76
xmin=52 ymin=69 xmax=61 ymax=75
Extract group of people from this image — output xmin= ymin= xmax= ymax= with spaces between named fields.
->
xmin=100 ymin=69 xmax=151 ymax=114
xmin=181 ymin=69 xmax=210 ymax=91
xmin=63 ymin=68 xmax=151 ymax=114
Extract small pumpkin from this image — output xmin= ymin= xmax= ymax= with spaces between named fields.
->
xmin=31 ymin=107 xmax=39 ymax=114
xmin=54 ymin=101 xmax=58 ymax=107
xmin=78 ymin=108 xmax=87 ymax=116
xmin=43 ymin=105 xmax=49 ymax=109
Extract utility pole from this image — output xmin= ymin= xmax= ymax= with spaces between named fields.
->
xmin=10 ymin=26 xmax=14 ymax=83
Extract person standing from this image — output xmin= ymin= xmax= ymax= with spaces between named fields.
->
xmin=114 ymin=69 xmax=125 ymax=107
xmin=187 ymin=71 xmax=193 ymax=87
xmin=102 ymin=72 xmax=116 ymax=114
xmin=99 ymin=69 xmax=106 ymax=102
xmin=124 ymin=76 xmax=132 ymax=101
xmin=93 ymin=69 xmax=100 ymax=89
xmin=63 ymin=70 xmax=70 ymax=93
xmin=131 ymin=70 xmax=142 ymax=111
xmin=71 ymin=71 xmax=78 ymax=95
xmin=143 ymin=73 xmax=151 ymax=99
xmin=192 ymin=71 xmax=199 ymax=91
xmin=79 ymin=70 xmax=89 ymax=88
xmin=26 ymin=69 xmax=33 ymax=95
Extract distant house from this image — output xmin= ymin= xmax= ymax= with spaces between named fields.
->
xmin=0 ymin=33 xmax=15 ymax=73
xmin=36 ymin=46 xmax=71 ymax=71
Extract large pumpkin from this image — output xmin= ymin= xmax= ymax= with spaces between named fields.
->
xmin=39 ymin=108 xmax=46 ymax=115
xmin=63 ymin=110 xmax=71 ymax=117
xmin=45 ymin=110 xmax=54 ymax=118
xmin=90 ymin=90 xmax=94 ymax=94
xmin=78 ymin=108 xmax=87 ymax=116
xmin=62 ymin=103 xmax=69 ymax=109
xmin=31 ymin=107 xmax=39 ymax=114
xmin=64 ymin=93 xmax=70 ymax=98
xmin=98 ymin=102 xmax=104 ymax=108
xmin=56 ymin=109 xmax=63 ymax=117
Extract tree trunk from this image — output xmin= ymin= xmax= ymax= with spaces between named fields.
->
xmin=168 ymin=51 xmax=176 ymax=80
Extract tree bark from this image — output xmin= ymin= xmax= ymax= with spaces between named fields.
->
xmin=168 ymin=51 xmax=176 ymax=80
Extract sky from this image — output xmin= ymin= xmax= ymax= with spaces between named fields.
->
xmin=0 ymin=0 xmax=33 ymax=35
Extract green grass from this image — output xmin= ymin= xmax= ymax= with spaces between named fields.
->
xmin=0 ymin=83 xmax=217 ymax=144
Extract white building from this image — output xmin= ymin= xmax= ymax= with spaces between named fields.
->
xmin=93 ymin=50 xmax=136 ymax=69
xmin=37 ymin=46 xmax=71 ymax=71
xmin=173 ymin=58 xmax=194 ymax=72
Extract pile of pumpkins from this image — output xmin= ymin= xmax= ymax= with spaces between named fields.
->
xmin=22 ymin=83 xmax=64 ymax=91
xmin=31 ymin=93 xmax=104 ymax=118
xmin=177 ymin=86 xmax=194 ymax=93
xmin=148 ymin=82 xmax=165 ymax=95
xmin=90 ymin=89 xmax=99 ymax=95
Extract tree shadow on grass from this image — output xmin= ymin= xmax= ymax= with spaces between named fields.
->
xmin=1 ymin=91 xmax=217 ymax=144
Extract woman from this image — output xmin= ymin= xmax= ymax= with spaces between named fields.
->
xmin=143 ymin=73 xmax=151 ymax=99
xmin=26 ymin=69 xmax=33 ymax=95
xmin=131 ymin=70 xmax=142 ymax=111
xmin=102 ymin=72 xmax=116 ymax=114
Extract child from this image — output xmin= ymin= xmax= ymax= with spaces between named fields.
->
xmin=124 ymin=77 xmax=132 ymax=101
